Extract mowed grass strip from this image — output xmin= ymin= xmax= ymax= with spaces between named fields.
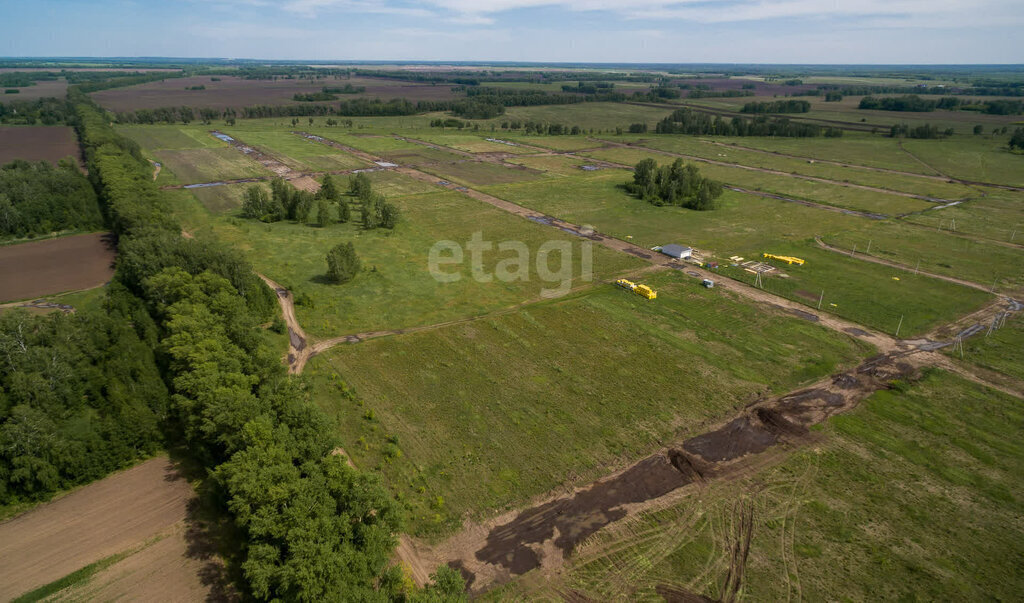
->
xmin=115 ymin=124 xmax=225 ymax=151
xmin=308 ymin=270 xmax=871 ymax=536
xmin=519 ymin=369 xmax=1024 ymax=602
xmin=417 ymin=160 xmax=545 ymax=187
xmin=208 ymin=187 xmax=643 ymax=337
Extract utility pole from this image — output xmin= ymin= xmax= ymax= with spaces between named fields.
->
xmin=865 ymin=239 xmax=872 ymax=254
xmin=817 ymin=289 xmax=824 ymax=310
xmin=915 ymin=259 xmax=921 ymax=275
xmin=851 ymin=243 xmax=857 ymax=257
xmin=895 ymin=314 xmax=904 ymax=338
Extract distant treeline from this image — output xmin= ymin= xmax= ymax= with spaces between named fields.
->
xmin=741 ymin=100 xmax=810 ymax=114
xmin=70 ymin=90 xmax=463 ymax=599
xmin=655 ymin=107 xmax=842 ymax=137
xmin=800 ymin=83 xmax=1024 ymax=97
xmin=860 ymin=95 xmax=1024 ymax=115
xmin=0 ymin=97 xmax=75 ymax=124
xmin=888 ymin=123 xmax=954 ymax=139
xmin=72 ymin=71 xmax=186 ymax=94
xmin=0 ymin=159 xmax=102 ymax=239
xmin=686 ymin=89 xmax=755 ymax=99
xmin=293 ymin=84 xmax=367 ymax=101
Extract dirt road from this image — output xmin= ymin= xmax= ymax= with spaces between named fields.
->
xmin=0 ymin=457 xmax=207 ymax=601
xmin=257 ymin=273 xmax=311 ymax=374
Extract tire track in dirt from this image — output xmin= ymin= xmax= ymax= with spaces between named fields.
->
xmin=813 ymin=235 xmax=997 ymax=293
xmin=591 ymin=138 xmax=958 ymax=204
xmin=256 ymin=273 xmax=310 ymax=374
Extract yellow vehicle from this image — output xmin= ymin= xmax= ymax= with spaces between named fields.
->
xmin=634 ymin=284 xmax=657 ymax=299
xmin=616 ymin=278 xmax=637 ymax=290
xmin=763 ymin=253 xmax=805 ymax=266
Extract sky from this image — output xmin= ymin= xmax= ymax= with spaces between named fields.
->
xmin=0 ymin=0 xmax=1021 ymax=64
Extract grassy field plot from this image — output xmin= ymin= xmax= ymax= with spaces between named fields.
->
xmin=505 ymin=153 xmax=592 ymax=175
xmin=903 ymin=190 xmax=1024 ymax=244
xmin=220 ymin=128 xmax=371 ymax=171
xmin=418 ymin=160 xmax=544 ymax=187
xmin=410 ymin=133 xmax=536 ymax=154
xmin=189 ymin=182 xmax=250 ymax=213
xmin=825 ymin=220 xmax=1024 ymax=291
xmin=900 ymin=137 xmax=1024 ymax=187
xmin=504 ymin=135 xmax=606 ymax=151
xmin=205 ymin=188 xmax=643 ymax=337
xmin=500 ymin=369 xmax=1024 ymax=601
xmin=719 ymin=241 xmax=992 ymax=336
xmin=152 ymin=147 xmax=270 ymax=184
xmin=115 ymin=124 xmax=225 ymax=151
xmin=578 ymin=146 xmax=935 ymax=215
xmin=307 ymin=270 xmax=871 ymax=536
xmin=954 ymin=313 xmax=1024 ymax=383
xmin=630 ymin=136 xmax=977 ymax=200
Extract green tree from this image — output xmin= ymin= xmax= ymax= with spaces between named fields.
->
xmin=380 ymin=200 xmax=400 ymax=229
xmin=349 ymin=172 xmax=372 ymax=200
xmin=317 ymin=174 xmax=340 ymax=201
xmin=315 ymin=197 xmax=331 ymax=227
xmin=294 ymin=190 xmax=314 ymax=222
xmin=337 ymin=198 xmax=351 ymax=223
xmin=241 ymin=184 xmax=274 ymax=220
xmin=1010 ymin=128 xmax=1024 ymax=151
xmin=326 ymin=242 xmax=360 ymax=283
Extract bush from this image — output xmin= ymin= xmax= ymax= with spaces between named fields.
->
xmin=326 ymin=242 xmax=361 ymax=283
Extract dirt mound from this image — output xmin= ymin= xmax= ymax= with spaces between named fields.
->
xmin=474 ymin=453 xmax=693 ymax=574
xmin=683 ymin=416 xmax=778 ymax=462
xmin=755 ymin=407 xmax=809 ymax=439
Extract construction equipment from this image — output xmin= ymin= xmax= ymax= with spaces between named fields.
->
xmin=616 ymin=278 xmax=656 ymax=299
xmin=763 ymin=253 xmax=805 ymax=266
xmin=634 ymin=284 xmax=657 ymax=299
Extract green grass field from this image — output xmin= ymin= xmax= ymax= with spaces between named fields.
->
xmin=200 ymin=185 xmax=643 ymax=337
xmin=305 ymin=270 xmax=872 ymax=536
xmin=151 ymin=147 xmax=269 ymax=184
xmin=955 ymin=313 xmax=1024 ymax=383
xmin=219 ymin=128 xmax=371 ymax=171
xmin=493 ymin=368 xmax=1024 ymax=601
xmin=902 ymin=190 xmax=1024 ymax=244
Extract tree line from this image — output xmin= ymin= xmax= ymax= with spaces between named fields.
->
xmin=655 ymin=108 xmax=842 ymax=137
xmin=0 ymin=159 xmax=102 ymax=239
xmin=0 ymin=97 xmax=75 ymax=124
xmin=887 ymin=123 xmax=954 ymax=139
xmin=626 ymin=158 xmax=723 ymax=210
xmin=860 ymin=95 xmax=1023 ymax=115
xmin=741 ymin=100 xmax=810 ymax=114
xmin=67 ymin=91 xmax=459 ymax=599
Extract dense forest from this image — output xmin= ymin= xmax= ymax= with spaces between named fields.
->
xmin=0 ymin=159 xmax=103 ymax=239
xmin=0 ymin=298 xmax=168 ymax=505
xmin=0 ymin=97 xmax=75 ymax=124
xmin=626 ymin=158 xmax=724 ymax=210
xmin=655 ymin=107 xmax=841 ymax=137
xmin=65 ymin=91 xmax=462 ymax=598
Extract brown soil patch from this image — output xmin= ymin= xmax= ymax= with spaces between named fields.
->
xmin=0 ymin=457 xmax=203 ymax=601
xmin=0 ymin=232 xmax=115 ymax=302
xmin=0 ymin=125 xmax=81 ymax=167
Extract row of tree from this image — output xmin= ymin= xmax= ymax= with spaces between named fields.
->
xmin=0 ymin=159 xmax=102 ymax=239
xmin=70 ymin=91 xmax=457 ymax=599
xmin=655 ymin=108 xmax=842 ymax=137
xmin=626 ymin=158 xmax=723 ymax=210
xmin=860 ymin=95 xmax=1024 ymax=115
xmin=740 ymin=100 xmax=811 ymax=114
xmin=0 ymin=97 xmax=75 ymax=124
xmin=888 ymin=123 xmax=954 ymax=139
xmin=242 ymin=173 xmax=399 ymax=231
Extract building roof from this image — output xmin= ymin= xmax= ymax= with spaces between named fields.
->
xmin=662 ymin=244 xmax=692 ymax=255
